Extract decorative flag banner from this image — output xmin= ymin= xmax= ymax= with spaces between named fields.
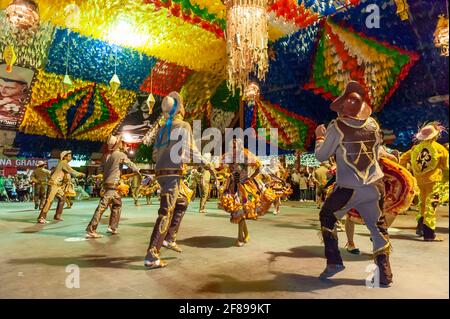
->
xmin=181 ymin=70 xmax=225 ymax=120
xmin=268 ymin=11 xmax=302 ymax=41
xmin=0 ymin=12 xmax=54 ymax=69
xmin=305 ymin=20 xmax=419 ymax=112
xmin=46 ymin=28 xmax=156 ymax=91
xmin=18 ymin=0 xmax=226 ymax=73
xmin=20 ymin=70 xmax=136 ymax=142
xmin=303 ymin=0 xmax=361 ymax=16
xmin=210 ymin=108 xmax=236 ymax=133
xmin=144 ymin=0 xmax=225 ymax=38
xmin=209 ymin=81 xmax=240 ymax=113
xmin=140 ymin=60 xmax=193 ymax=96
xmin=269 ymin=0 xmax=319 ymax=29
xmin=248 ymin=99 xmax=317 ymax=150
xmin=208 ymin=81 xmax=240 ymax=132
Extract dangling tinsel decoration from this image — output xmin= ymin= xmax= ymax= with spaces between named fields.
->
xmin=225 ymin=0 xmax=269 ymax=94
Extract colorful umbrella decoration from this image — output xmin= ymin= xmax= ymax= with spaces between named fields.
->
xmin=305 ymin=20 xmax=419 ymax=112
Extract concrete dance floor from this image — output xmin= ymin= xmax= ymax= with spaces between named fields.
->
xmin=0 ymin=198 xmax=448 ymax=299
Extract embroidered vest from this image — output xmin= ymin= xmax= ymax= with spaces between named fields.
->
xmin=335 ymin=118 xmax=381 ymax=182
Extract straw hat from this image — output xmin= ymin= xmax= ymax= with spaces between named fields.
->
xmin=161 ymin=91 xmax=184 ymax=116
xmin=330 ymin=81 xmax=372 ymax=120
xmin=107 ymin=135 xmax=122 ymax=151
xmin=415 ymin=123 xmax=445 ymax=141
xmin=60 ymin=150 xmax=72 ymax=160
xmin=36 ymin=160 xmax=46 ymax=167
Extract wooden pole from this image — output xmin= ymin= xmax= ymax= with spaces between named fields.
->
xmin=239 ymin=98 xmax=244 ymax=129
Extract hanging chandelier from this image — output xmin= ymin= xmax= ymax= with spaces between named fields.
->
xmin=5 ymin=0 xmax=40 ymax=31
xmin=224 ymin=0 xmax=269 ymax=94
xmin=434 ymin=15 xmax=449 ymax=57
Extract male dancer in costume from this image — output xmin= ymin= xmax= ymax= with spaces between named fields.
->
xmin=130 ymin=173 xmax=142 ymax=206
xmin=31 ymin=161 xmax=50 ymax=210
xmin=144 ymin=91 xmax=213 ymax=269
xmin=315 ymin=81 xmax=392 ymax=286
xmin=37 ymin=151 xmax=85 ymax=224
xmin=199 ymin=153 xmax=213 ymax=214
xmin=400 ymin=122 xmax=449 ymax=241
xmin=86 ymin=135 xmax=141 ymax=238
xmin=188 ymin=167 xmax=201 ymax=200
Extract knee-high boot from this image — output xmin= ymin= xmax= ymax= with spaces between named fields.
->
xmin=54 ymin=196 xmax=65 ymax=220
xmin=416 ymin=216 xmax=424 ymax=237
xmin=374 ymin=252 xmax=393 ymax=286
xmin=322 ymin=227 xmax=343 ymax=265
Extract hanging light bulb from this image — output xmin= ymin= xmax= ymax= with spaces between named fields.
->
xmin=6 ymin=0 xmax=40 ymax=31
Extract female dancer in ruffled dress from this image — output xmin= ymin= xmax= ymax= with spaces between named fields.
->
xmin=220 ymin=137 xmax=271 ymax=247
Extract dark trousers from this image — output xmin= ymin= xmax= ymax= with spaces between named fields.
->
xmin=308 ymin=187 xmax=316 ymax=201
xmin=290 ymin=184 xmax=300 ymax=200
xmin=299 ymin=189 xmax=308 ymax=200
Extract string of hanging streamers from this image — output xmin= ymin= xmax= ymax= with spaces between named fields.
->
xmin=225 ymin=0 xmax=269 ymax=93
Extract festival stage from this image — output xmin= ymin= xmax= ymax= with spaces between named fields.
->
xmin=0 ymin=199 xmax=448 ymax=299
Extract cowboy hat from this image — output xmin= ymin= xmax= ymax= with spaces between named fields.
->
xmin=161 ymin=91 xmax=184 ymax=116
xmin=60 ymin=150 xmax=72 ymax=160
xmin=330 ymin=81 xmax=372 ymax=120
xmin=415 ymin=122 xmax=446 ymax=141
xmin=36 ymin=160 xmax=46 ymax=167
xmin=107 ymin=135 xmax=122 ymax=151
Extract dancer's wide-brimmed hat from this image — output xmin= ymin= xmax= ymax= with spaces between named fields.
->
xmin=415 ymin=123 xmax=446 ymax=141
xmin=330 ymin=81 xmax=371 ymax=120
xmin=107 ymin=135 xmax=122 ymax=151
xmin=36 ymin=160 xmax=46 ymax=167
xmin=60 ymin=150 xmax=72 ymax=160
